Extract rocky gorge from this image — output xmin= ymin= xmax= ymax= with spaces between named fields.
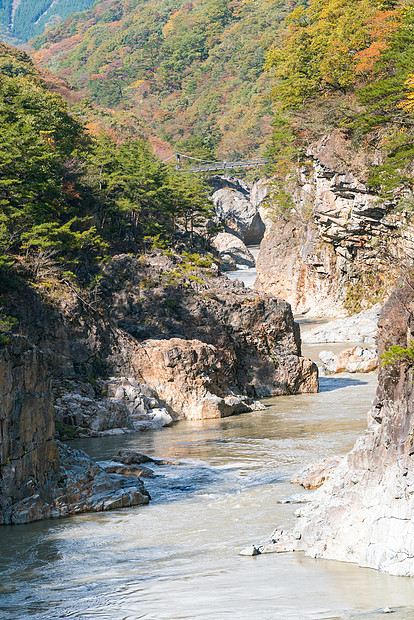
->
xmin=251 ymin=279 xmax=414 ymax=576
xmin=0 ymin=246 xmax=318 ymax=524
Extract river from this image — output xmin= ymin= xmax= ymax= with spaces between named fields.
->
xmin=1 ymin=259 xmax=414 ymax=619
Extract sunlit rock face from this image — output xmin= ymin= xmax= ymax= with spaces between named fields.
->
xmin=99 ymin=254 xmax=318 ymax=406
xmin=255 ymin=131 xmax=413 ymax=317
xmin=267 ymin=281 xmax=414 ymax=576
xmin=209 ymin=176 xmax=266 ymax=245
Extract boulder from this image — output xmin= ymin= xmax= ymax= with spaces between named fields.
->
xmin=212 ymin=187 xmax=265 ymax=244
xmin=54 ymin=377 xmax=174 ymax=438
xmin=291 ymin=456 xmax=342 ymax=489
xmin=101 ymin=462 xmax=156 ymax=478
xmin=319 ymin=346 xmax=378 ymax=374
xmin=129 ymin=337 xmax=267 ymax=420
xmin=115 ymin=449 xmax=175 ymax=466
xmin=211 ymin=232 xmax=255 ymax=270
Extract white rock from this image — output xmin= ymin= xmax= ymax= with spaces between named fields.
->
xmin=212 ymin=232 xmax=255 ymax=271
xmin=302 ymin=304 xmax=381 ymax=344
xmin=148 ymin=408 xmax=173 ymax=428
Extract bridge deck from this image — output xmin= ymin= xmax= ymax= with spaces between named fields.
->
xmin=177 ymin=160 xmax=270 ymax=173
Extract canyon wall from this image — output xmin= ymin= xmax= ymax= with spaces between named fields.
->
xmin=0 ymin=335 xmax=149 ymax=524
xmin=256 ymin=131 xmax=414 ymax=316
xmin=268 ymin=280 xmax=414 ymax=576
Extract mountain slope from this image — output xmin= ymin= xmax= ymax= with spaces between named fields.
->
xmin=32 ymin=0 xmax=296 ymax=160
xmin=0 ymin=0 xmax=96 ymax=42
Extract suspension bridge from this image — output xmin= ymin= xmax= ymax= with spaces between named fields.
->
xmin=162 ymin=153 xmax=272 ymax=173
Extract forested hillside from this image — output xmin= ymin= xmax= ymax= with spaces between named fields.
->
xmin=265 ymin=0 xmax=414 ymax=201
xmin=0 ymin=0 xmax=96 ymax=42
xmin=32 ymin=0 xmax=295 ymax=160
xmin=0 ymin=42 xmax=211 ymax=294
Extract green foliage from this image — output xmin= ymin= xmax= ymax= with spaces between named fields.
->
xmin=0 ymin=312 xmax=17 ymax=345
xmin=352 ymin=6 xmax=414 ymax=196
xmin=380 ymin=341 xmax=414 ymax=367
xmin=0 ymin=0 xmax=96 ymax=42
xmin=0 ymin=43 xmax=214 ymax=288
xmin=344 ymin=272 xmax=387 ymax=314
xmin=33 ymin=0 xmax=295 ymax=160
xmin=85 ymin=134 xmax=213 ymax=245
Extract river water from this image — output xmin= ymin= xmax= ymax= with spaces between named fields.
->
xmin=1 ymin=259 xmax=414 ymax=619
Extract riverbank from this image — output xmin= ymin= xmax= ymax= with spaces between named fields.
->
xmin=2 ymin=336 xmax=409 ymax=619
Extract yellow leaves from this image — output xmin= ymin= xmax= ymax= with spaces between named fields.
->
xmin=128 ymin=79 xmax=146 ymax=89
xmin=162 ymin=10 xmax=184 ymax=38
xmin=399 ymin=73 xmax=414 ymax=113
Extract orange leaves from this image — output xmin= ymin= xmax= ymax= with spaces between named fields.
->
xmin=354 ymin=9 xmax=399 ymax=74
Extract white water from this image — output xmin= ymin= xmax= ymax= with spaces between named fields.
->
xmin=225 ymin=245 xmax=260 ymax=289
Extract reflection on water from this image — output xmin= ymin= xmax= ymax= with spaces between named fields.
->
xmin=2 ymin=368 xmax=414 ymax=619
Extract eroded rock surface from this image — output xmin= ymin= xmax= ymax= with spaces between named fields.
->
xmin=319 ymin=346 xmax=378 ymax=374
xmin=0 ymin=336 xmax=150 ymax=525
xmin=263 ymin=281 xmax=414 ymax=576
xmin=209 ymin=176 xmax=266 ymax=244
xmin=291 ymin=456 xmax=341 ymax=489
xmin=302 ymin=304 xmax=381 ymax=344
xmin=255 ymin=131 xmax=412 ymax=316
xmin=211 ymin=232 xmax=255 ymax=270
xmin=54 ymin=377 xmax=173 ymax=438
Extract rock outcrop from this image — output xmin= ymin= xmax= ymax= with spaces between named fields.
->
xmin=302 ymin=304 xmax=381 ymax=344
xmin=319 ymin=346 xmax=378 ymax=374
xmin=211 ymin=232 xmax=255 ymax=270
xmin=0 ymin=335 xmax=59 ymax=522
xmin=262 ymin=281 xmax=414 ymax=576
xmin=209 ymin=176 xmax=266 ymax=245
xmin=54 ymin=377 xmax=173 ymax=438
xmin=0 ymin=336 xmax=149 ymax=525
xmin=3 ymin=252 xmax=318 ymax=437
xmin=291 ymin=456 xmax=341 ymax=489
xmin=98 ymin=254 xmax=318 ymax=403
xmin=130 ymin=337 xmax=265 ymax=420
xmin=255 ymin=131 xmax=413 ymax=316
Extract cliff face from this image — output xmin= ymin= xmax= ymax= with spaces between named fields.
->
xmin=3 ymin=253 xmax=317 ymax=437
xmin=0 ymin=336 xmax=149 ymax=525
xmin=268 ymin=280 xmax=414 ymax=575
xmin=99 ymin=254 xmax=317 ymax=402
xmin=0 ymin=336 xmax=59 ymax=521
xmin=256 ymin=131 xmax=413 ymax=316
